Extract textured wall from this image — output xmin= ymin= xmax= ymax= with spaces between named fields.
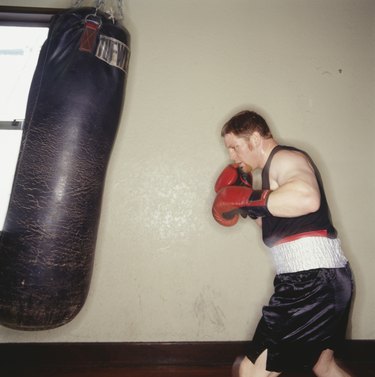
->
xmin=1 ymin=0 xmax=374 ymax=341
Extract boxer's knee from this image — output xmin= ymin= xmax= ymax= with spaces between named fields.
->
xmin=232 ymin=351 xmax=281 ymax=377
xmin=232 ymin=355 xmax=252 ymax=377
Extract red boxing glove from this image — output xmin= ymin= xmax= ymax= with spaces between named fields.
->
xmin=212 ymin=186 xmax=272 ymax=226
xmin=214 ymin=164 xmax=252 ymax=193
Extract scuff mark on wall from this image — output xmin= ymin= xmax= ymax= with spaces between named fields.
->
xmin=194 ymin=285 xmax=226 ymax=336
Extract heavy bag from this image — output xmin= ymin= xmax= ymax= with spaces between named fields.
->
xmin=0 ymin=7 xmax=130 ymax=330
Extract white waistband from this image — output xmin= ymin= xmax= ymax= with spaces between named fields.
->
xmin=269 ymin=237 xmax=348 ymax=274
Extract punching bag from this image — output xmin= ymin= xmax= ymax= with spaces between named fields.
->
xmin=0 ymin=7 xmax=130 ymax=330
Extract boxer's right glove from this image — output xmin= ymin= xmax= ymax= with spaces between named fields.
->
xmin=212 ymin=186 xmax=272 ymax=226
xmin=214 ymin=164 xmax=252 ymax=193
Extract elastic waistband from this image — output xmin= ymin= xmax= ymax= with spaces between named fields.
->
xmin=269 ymin=236 xmax=348 ymax=274
xmin=273 ymin=230 xmax=328 ymax=246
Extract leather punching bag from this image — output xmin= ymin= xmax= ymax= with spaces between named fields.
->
xmin=0 ymin=7 xmax=130 ymax=330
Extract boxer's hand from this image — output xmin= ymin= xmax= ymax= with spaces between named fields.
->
xmin=212 ymin=186 xmax=272 ymax=226
xmin=214 ymin=164 xmax=252 ymax=193
xmin=237 ymin=166 xmax=253 ymax=187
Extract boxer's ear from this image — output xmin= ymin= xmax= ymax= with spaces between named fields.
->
xmin=249 ymin=131 xmax=261 ymax=147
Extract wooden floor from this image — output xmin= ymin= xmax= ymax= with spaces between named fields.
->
xmin=2 ymin=341 xmax=375 ymax=377
xmin=4 ymin=362 xmax=375 ymax=377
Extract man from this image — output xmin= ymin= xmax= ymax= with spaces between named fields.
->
xmin=212 ymin=110 xmax=353 ymax=377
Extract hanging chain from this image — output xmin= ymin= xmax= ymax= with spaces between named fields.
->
xmin=72 ymin=0 xmax=125 ymax=21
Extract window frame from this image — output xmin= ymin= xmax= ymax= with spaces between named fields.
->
xmin=0 ymin=5 xmax=62 ymax=27
xmin=0 ymin=7 xmax=60 ymax=228
xmin=0 ymin=6 xmax=59 ymax=129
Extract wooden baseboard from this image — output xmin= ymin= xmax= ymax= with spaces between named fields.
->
xmin=0 ymin=340 xmax=374 ymax=368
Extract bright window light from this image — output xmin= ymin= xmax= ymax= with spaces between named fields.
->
xmin=0 ymin=26 xmax=48 ymax=120
xmin=0 ymin=26 xmax=48 ymax=229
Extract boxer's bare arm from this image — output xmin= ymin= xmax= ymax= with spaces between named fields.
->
xmin=267 ymin=150 xmax=320 ymax=218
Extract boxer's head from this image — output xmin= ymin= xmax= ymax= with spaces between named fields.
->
xmin=221 ymin=110 xmax=272 ymax=139
xmin=221 ymin=111 xmax=274 ymax=171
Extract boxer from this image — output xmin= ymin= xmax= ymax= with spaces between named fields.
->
xmin=212 ymin=110 xmax=353 ymax=377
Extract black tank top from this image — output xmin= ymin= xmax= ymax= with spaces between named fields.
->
xmin=261 ymin=145 xmax=337 ymax=247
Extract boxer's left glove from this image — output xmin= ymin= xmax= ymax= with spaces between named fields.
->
xmin=214 ymin=164 xmax=252 ymax=193
xmin=212 ymin=186 xmax=272 ymax=226
xmin=214 ymin=164 xmax=253 ymax=219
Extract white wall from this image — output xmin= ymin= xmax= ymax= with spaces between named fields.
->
xmin=0 ymin=0 xmax=374 ymax=342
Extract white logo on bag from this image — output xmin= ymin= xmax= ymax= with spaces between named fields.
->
xmin=96 ymin=35 xmax=130 ymax=73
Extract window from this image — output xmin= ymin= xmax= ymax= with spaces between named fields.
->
xmin=0 ymin=26 xmax=48 ymax=120
xmin=0 ymin=8 xmax=52 ymax=229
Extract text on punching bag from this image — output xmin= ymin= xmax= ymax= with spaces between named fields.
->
xmin=96 ymin=35 xmax=130 ymax=73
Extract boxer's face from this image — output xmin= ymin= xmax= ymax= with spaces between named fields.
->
xmin=224 ymin=132 xmax=258 ymax=172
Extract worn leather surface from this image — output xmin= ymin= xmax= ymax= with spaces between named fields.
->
xmin=0 ymin=7 xmax=130 ymax=330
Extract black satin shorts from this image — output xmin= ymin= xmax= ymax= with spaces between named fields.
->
xmin=246 ymin=263 xmax=354 ymax=372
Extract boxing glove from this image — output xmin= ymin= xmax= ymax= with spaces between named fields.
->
xmin=214 ymin=164 xmax=252 ymax=193
xmin=212 ymin=186 xmax=271 ymax=226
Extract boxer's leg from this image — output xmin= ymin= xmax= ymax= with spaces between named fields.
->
xmin=313 ymin=349 xmax=352 ymax=377
xmin=232 ymin=350 xmax=281 ymax=377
